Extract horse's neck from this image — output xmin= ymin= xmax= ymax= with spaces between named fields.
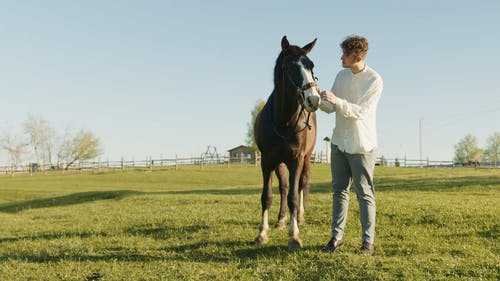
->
xmin=273 ymin=87 xmax=300 ymax=126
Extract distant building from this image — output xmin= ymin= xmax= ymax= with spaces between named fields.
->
xmin=227 ymin=145 xmax=254 ymax=163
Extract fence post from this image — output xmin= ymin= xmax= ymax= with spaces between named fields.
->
xmin=121 ymin=157 xmax=124 ymax=172
xmin=149 ymin=155 xmax=153 ymax=171
xmin=175 ymin=154 xmax=178 ymax=170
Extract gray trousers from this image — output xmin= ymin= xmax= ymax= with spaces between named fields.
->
xmin=330 ymin=144 xmax=376 ymax=244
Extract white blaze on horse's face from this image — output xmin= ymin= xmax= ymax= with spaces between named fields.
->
xmin=297 ymin=60 xmax=321 ymax=112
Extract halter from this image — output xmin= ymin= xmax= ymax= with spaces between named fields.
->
xmin=273 ymin=62 xmax=318 ymax=141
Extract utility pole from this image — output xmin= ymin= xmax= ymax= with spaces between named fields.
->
xmin=419 ymin=118 xmax=423 ymax=167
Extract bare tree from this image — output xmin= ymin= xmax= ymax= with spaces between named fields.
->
xmin=58 ymin=129 xmax=102 ymax=170
xmin=0 ymin=128 xmax=27 ymax=171
xmin=23 ymin=114 xmax=54 ymax=169
xmin=41 ymin=126 xmax=56 ymax=166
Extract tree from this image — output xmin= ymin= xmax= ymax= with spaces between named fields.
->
xmin=41 ymin=125 xmax=56 ymax=166
xmin=379 ymin=155 xmax=388 ymax=166
xmin=23 ymin=114 xmax=55 ymax=168
xmin=394 ymin=157 xmax=400 ymax=167
xmin=58 ymin=129 xmax=102 ymax=170
xmin=245 ymin=99 xmax=265 ymax=154
xmin=454 ymin=134 xmax=482 ymax=163
xmin=484 ymin=132 xmax=500 ymax=165
xmin=0 ymin=128 xmax=27 ymax=170
xmin=55 ymin=127 xmax=73 ymax=169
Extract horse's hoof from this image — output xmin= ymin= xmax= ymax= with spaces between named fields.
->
xmin=298 ymin=216 xmax=305 ymax=226
xmin=288 ymin=238 xmax=303 ymax=251
xmin=254 ymin=234 xmax=268 ymax=246
xmin=275 ymin=220 xmax=286 ymax=230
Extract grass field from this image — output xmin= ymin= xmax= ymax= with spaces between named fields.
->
xmin=0 ymin=165 xmax=498 ymax=280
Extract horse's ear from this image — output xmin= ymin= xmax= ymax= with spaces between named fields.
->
xmin=302 ymin=38 xmax=317 ymax=54
xmin=281 ymin=36 xmax=289 ymax=52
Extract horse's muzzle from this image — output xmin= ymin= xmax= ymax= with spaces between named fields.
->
xmin=305 ymin=95 xmax=320 ymax=112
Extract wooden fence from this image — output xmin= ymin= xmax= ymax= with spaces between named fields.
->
xmin=0 ymin=154 xmax=497 ymax=176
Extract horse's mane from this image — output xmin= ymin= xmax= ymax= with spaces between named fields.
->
xmin=273 ymin=52 xmax=285 ymax=88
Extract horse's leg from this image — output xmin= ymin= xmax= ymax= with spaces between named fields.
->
xmin=275 ymin=163 xmax=288 ymax=229
xmin=287 ymin=156 xmax=305 ymax=251
xmin=298 ymin=156 xmax=311 ymax=225
xmin=255 ymin=159 xmax=274 ymax=246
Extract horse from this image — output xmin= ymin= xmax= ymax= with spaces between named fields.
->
xmin=253 ymin=36 xmax=321 ymax=251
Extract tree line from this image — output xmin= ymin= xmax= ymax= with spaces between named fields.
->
xmin=0 ymin=114 xmax=102 ymax=170
xmin=454 ymin=133 xmax=500 ymax=164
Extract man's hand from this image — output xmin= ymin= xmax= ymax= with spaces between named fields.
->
xmin=320 ymin=90 xmax=336 ymax=105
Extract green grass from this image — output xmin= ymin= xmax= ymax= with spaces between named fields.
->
xmin=0 ymin=165 xmax=498 ymax=280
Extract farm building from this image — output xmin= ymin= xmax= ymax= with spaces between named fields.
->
xmin=227 ymin=145 xmax=255 ymax=163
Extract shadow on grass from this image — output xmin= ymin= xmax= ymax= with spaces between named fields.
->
xmin=165 ymin=240 xmax=290 ymax=263
xmin=476 ymin=224 xmax=499 ymax=240
xmin=148 ymin=174 xmax=498 ymax=197
xmin=312 ymin=175 xmax=499 ymax=194
xmin=125 ymin=224 xmax=211 ymax=240
xmin=0 ymin=235 xmax=292 ymax=264
xmin=0 ymin=231 xmax=107 ymax=244
xmin=158 ymin=187 xmax=260 ymax=195
xmin=0 ymin=253 xmax=165 ymax=263
xmin=0 ymin=190 xmax=140 ymax=213
xmin=0 ymin=187 xmax=260 ymax=214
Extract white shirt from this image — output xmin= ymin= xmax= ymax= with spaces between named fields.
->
xmin=320 ymin=64 xmax=383 ymax=154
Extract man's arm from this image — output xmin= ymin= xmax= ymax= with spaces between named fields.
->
xmin=335 ymin=78 xmax=382 ymax=120
xmin=319 ymin=97 xmax=335 ymax=113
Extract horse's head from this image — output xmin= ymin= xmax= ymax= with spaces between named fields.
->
xmin=278 ymin=36 xmax=321 ymax=112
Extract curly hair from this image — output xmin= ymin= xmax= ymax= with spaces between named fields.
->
xmin=340 ymin=35 xmax=369 ymax=57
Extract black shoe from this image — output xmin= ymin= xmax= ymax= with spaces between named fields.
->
xmin=360 ymin=241 xmax=374 ymax=255
xmin=321 ymin=238 xmax=344 ymax=252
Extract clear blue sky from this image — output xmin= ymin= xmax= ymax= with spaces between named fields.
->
xmin=1 ymin=0 xmax=499 ymax=163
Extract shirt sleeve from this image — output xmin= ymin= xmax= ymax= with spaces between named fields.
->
xmin=335 ymin=77 xmax=383 ymax=120
xmin=319 ymin=100 xmax=335 ymax=113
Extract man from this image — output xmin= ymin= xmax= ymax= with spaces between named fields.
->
xmin=319 ymin=35 xmax=383 ymax=255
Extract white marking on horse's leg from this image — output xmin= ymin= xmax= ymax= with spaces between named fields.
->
xmin=288 ymin=211 xmax=303 ymax=251
xmin=288 ymin=213 xmax=299 ymax=239
xmin=260 ymin=209 xmax=269 ymax=233
xmin=298 ymin=189 xmax=305 ymax=224
xmin=255 ymin=209 xmax=269 ymax=245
